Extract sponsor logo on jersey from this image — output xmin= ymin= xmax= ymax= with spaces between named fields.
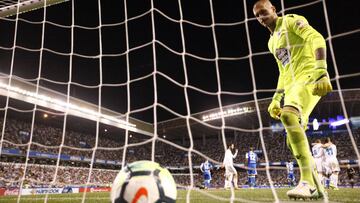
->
xmin=275 ymin=48 xmax=290 ymax=67
xmin=295 ymin=20 xmax=308 ymax=29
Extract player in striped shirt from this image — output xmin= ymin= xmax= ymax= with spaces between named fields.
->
xmin=200 ymin=160 xmax=214 ymax=189
xmin=286 ymin=161 xmax=296 ymax=187
xmin=245 ymin=147 xmax=258 ymax=188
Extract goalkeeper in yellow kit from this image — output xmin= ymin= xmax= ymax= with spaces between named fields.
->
xmin=253 ymin=0 xmax=332 ymax=200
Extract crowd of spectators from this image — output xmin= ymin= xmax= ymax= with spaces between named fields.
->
xmin=1 ymin=160 xmax=356 ymax=189
xmin=0 ymin=162 xmax=117 ymax=188
xmin=0 ymin=118 xmax=359 ymax=188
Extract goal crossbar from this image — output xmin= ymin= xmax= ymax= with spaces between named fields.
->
xmin=0 ymin=0 xmax=68 ymax=18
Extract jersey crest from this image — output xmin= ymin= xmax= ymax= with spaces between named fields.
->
xmin=295 ymin=19 xmax=308 ymax=29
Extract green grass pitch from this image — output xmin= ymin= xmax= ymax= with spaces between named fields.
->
xmin=0 ymin=188 xmax=359 ymax=202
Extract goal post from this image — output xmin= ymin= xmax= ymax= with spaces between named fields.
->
xmin=0 ymin=0 xmax=68 ymax=18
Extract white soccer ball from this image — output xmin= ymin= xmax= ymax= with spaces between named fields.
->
xmin=110 ymin=160 xmax=177 ymax=203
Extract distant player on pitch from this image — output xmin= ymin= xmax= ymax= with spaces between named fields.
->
xmin=222 ymin=143 xmax=239 ymax=189
xmin=200 ymin=159 xmax=214 ymax=189
xmin=286 ymin=161 xmax=296 ymax=187
xmin=253 ymin=0 xmax=332 ymax=199
xmin=346 ymin=164 xmax=356 ymax=188
xmin=312 ymin=139 xmax=325 ymax=186
xmin=245 ymin=147 xmax=258 ymax=188
xmin=323 ymin=137 xmax=340 ymax=190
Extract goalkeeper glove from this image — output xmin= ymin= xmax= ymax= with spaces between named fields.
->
xmin=310 ymin=60 xmax=333 ymax=96
xmin=268 ymin=91 xmax=283 ymax=120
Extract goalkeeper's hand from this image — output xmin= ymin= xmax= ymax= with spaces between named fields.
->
xmin=312 ymin=76 xmax=332 ymax=96
xmin=310 ymin=60 xmax=333 ymax=96
xmin=268 ymin=100 xmax=281 ymax=120
xmin=268 ymin=92 xmax=282 ymax=120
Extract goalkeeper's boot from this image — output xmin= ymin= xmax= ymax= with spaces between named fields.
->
xmin=287 ymin=181 xmax=319 ymax=200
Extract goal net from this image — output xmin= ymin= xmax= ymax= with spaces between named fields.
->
xmin=0 ymin=0 xmax=359 ymax=202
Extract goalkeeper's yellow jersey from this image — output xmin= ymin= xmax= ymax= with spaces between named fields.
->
xmin=268 ymin=14 xmax=326 ymax=90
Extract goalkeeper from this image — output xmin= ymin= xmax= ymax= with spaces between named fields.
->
xmin=253 ymin=0 xmax=332 ymax=200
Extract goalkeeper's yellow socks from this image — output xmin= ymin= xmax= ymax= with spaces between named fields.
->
xmin=281 ymin=111 xmax=315 ymax=186
xmin=291 ymin=140 xmax=316 ymax=186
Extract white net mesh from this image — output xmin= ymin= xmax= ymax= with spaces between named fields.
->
xmin=0 ymin=0 xmax=359 ymax=202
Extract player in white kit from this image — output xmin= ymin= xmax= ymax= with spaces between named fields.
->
xmin=311 ymin=139 xmax=325 ymax=186
xmin=322 ymin=137 xmax=340 ymax=190
xmin=222 ymin=143 xmax=239 ymax=189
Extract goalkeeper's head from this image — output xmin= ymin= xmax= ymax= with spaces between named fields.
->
xmin=253 ymin=0 xmax=278 ymax=30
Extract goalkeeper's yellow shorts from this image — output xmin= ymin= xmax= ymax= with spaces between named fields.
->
xmin=284 ymin=73 xmax=321 ymax=127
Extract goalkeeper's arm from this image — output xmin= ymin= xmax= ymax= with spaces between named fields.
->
xmin=268 ymin=73 xmax=284 ymax=120
xmin=310 ymin=48 xmax=333 ymax=96
xmin=286 ymin=15 xmax=332 ymax=96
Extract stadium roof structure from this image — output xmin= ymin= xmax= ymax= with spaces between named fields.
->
xmin=157 ymin=89 xmax=360 ymax=140
xmin=1 ymin=71 xmax=359 ymax=141
xmin=0 ymin=73 xmax=153 ymax=136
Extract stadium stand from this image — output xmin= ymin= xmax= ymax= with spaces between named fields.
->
xmin=0 ymin=116 xmax=358 ymax=188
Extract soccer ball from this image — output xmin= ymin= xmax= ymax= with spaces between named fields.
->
xmin=110 ymin=160 xmax=177 ymax=203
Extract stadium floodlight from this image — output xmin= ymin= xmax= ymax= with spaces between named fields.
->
xmin=202 ymin=107 xmax=255 ymax=122
xmin=350 ymin=116 xmax=360 ymax=127
xmin=330 ymin=118 xmax=349 ymax=127
xmin=0 ymin=82 xmax=137 ymax=131
xmin=312 ymin=118 xmax=319 ymax=130
xmin=271 ymin=122 xmax=284 ymax=132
